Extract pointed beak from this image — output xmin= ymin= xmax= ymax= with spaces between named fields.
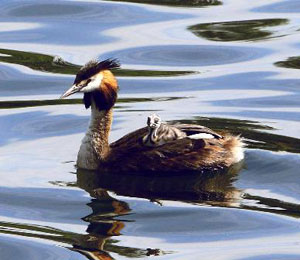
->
xmin=60 ymin=84 xmax=80 ymax=99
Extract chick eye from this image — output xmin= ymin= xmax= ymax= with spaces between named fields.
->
xmin=154 ymin=118 xmax=159 ymax=123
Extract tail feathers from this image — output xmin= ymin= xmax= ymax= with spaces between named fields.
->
xmin=223 ymin=135 xmax=245 ymax=164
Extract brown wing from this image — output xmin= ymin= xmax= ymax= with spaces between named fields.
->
xmin=110 ymin=126 xmax=148 ymax=150
xmin=108 ymin=125 xmax=232 ymax=173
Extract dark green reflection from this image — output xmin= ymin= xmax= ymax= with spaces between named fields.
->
xmin=171 ymin=116 xmax=300 ymax=153
xmin=0 ymin=97 xmax=185 ymax=109
xmin=275 ymin=56 xmax=300 ymax=69
xmin=104 ymin=0 xmax=221 ymax=7
xmin=242 ymin=193 xmax=300 ymax=219
xmin=188 ymin=18 xmax=288 ymax=42
xmin=0 ymin=49 xmax=194 ymax=77
xmin=0 ymin=48 xmax=78 ymax=74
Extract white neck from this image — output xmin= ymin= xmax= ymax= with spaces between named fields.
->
xmin=77 ymin=101 xmax=113 ymax=170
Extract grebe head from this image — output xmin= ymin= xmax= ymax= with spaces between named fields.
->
xmin=60 ymin=59 xmax=120 ymax=110
xmin=147 ymin=113 xmax=162 ymax=129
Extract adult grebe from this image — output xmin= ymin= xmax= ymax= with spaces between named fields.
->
xmin=61 ymin=59 xmax=244 ymax=172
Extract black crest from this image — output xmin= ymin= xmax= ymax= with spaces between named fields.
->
xmin=80 ymin=59 xmax=120 ymax=111
xmin=74 ymin=58 xmax=120 ymax=84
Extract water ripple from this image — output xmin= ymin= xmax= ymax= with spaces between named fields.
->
xmin=0 ymin=235 xmax=85 ymax=260
xmin=0 ymin=0 xmax=189 ymax=45
xmin=253 ymin=0 xmax=300 ymax=13
xmin=8 ymin=3 xmax=87 ymax=17
xmin=102 ymin=45 xmax=270 ymax=67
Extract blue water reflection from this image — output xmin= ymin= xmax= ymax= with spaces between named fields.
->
xmin=0 ymin=235 xmax=85 ymax=260
xmin=253 ymin=0 xmax=300 ymax=13
xmin=0 ymin=0 xmax=189 ymax=45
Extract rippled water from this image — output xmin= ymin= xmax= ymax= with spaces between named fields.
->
xmin=0 ymin=0 xmax=300 ymax=259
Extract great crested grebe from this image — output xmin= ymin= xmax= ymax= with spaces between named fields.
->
xmin=61 ymin=59 xmax=244 ymax=173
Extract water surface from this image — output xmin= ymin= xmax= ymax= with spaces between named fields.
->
xmin=1 ymin=0 xmax=300 ymax=259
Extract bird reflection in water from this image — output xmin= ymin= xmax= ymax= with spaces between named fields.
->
xmin=69 ymin=190 xmax=164 ymax=259
xmin=72 ymin=162 xmax=244 ymax=259
xmin=77 ymin=162 xmax=244 ymax=207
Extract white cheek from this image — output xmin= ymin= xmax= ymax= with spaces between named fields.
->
xmin=81 ymin=73 xmax=103 ymax=93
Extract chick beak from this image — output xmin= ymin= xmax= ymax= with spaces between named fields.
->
xmin=60 ymin=84 xmax=80 ymax=99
